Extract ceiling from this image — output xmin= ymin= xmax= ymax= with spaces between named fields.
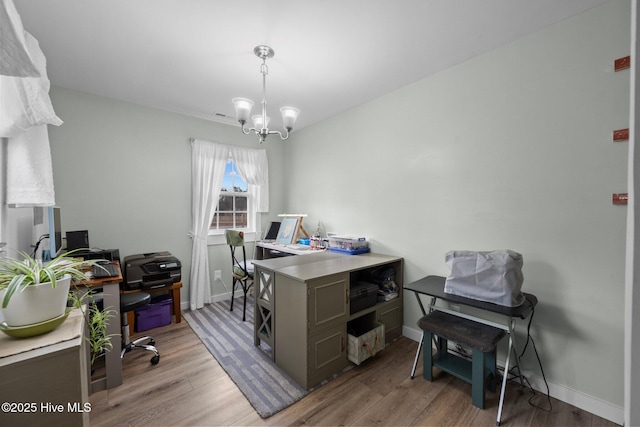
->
xmin=15 ymin=0 xmax=609 ymax=132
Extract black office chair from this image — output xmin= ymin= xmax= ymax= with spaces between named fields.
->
xmin=120 ymin=292 xmax=160 ymax=365
xmin=225 ymin=230 xmax=254 ymax=321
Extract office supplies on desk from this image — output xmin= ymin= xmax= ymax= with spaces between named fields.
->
xmin=285 ymin=244 xmax=309 ymax=250
xmin=328 ymin=235 xmax=370 ymax=254
xmin=92 ymin=262 xmax=120 ymax=278
xmin=74 ymin=248 xmax=120 ymax=263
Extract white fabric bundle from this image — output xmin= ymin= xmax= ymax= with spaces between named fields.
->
xmin=0 ymin=31 xmax=62 ymax=137
xmin=444 ymin=250 xmax=525 ymax=307
xmin=0 ymin=0 xmax=62 ymax=206
xmin=0 ymin=0 xmax=39 ymax=78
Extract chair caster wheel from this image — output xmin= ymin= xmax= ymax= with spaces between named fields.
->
xmin=150 ymin=355 xmax=160 ymax=365
xmin=148 ymin=339 xmax=155 ymax=346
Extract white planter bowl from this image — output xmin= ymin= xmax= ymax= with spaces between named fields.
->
xmin=0 ymin=275 xmax=71 ymax=327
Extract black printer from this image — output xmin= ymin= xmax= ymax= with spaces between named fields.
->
xmin=123 ymin=251 xmax=181 ymax=290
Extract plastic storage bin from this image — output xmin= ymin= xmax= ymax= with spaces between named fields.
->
xmin=350 ymin=281 xmax=379 ymax=314
xmin=328 ymin=235 xmax=368 ymax=250
xmin=135 ymin=295 xmax=172 ymax=332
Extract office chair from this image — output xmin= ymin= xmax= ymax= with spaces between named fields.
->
xmin=225 ymin=229 xmax=254 ymax=321
xmin=119 ymin=292 xmax=160 ymax=365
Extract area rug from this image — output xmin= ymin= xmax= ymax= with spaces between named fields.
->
xmin=183 ymin=296 xmax=308 ymax=418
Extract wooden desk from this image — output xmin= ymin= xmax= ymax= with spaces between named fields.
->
xmin=404 ymin=275 xmax=538 ymax=426
xmin=74 ymin=264 xmax=123 ymax=393
xmin=121 ymin=281 xmax=183 ymax=335
xmin=0 ymin=308 xmax=90 ymax=427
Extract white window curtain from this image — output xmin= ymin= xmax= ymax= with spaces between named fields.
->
xmin=230 ymin=146 xmax=269 ymax=213
xmin=189 ymin=139 xmax=229 ymax=310
xmin=189 ymin=139 xmax=269 ymax=311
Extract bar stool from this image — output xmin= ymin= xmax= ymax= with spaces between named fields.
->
xmin=418 ymin=310 xmax=505 ymax=409
xmin=120 ymin=292 xmax=160 ymax=365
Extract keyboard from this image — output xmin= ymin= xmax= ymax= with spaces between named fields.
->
xmin=92 ymin=263 xmax=119 ymax=278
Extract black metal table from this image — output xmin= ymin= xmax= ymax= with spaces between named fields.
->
xmin=404 ymin=275 xmax=538 ymax=426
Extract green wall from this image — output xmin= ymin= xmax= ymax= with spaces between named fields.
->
xmin=285 ymin=0 xmax=629 ymax=417
xmin=47 ymin=87 xmax=287 ymax=305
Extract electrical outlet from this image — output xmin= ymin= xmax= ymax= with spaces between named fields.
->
xmin=214 ymin=270 xmax=222 ymax=281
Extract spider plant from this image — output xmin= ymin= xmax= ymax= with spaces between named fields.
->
xmin=68 ymin=288 xmax=119 ymax=366
xmin=0 ymin=249 xmax=93 ymax=308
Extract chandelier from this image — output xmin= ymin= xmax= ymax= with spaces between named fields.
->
xmin=232 ymin=45 xmax=300 ymax=144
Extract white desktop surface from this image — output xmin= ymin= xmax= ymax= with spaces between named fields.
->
xmin=257 ymin=241 xmax=320 ymax=256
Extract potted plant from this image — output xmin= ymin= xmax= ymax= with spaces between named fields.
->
xmin=0 ymin=249 xmax=118 ymax=366
xmin=0 ymin=250 xmax=95 ymax=326
xmin=68 ymin=288 xmax=118 ymax=366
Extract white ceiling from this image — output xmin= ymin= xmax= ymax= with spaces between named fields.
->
xmin=15 ymin=0 xmax=609 ymax=132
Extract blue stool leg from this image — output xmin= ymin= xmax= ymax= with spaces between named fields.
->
xmin=423 ymin=331 xmax=433 ymax=381
xmin=435 ymin=336 xmax=447 ymax=364
xmin=472 ymin=349 xmax=486 ymax=409
xmin=485 ymin=349 xmax=497 ymax=392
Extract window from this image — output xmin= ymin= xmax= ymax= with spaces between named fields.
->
xmin=210 ymin=158 xmax=252 ymax=231
xmin=191 ymin=139 xmax=268 ymax=247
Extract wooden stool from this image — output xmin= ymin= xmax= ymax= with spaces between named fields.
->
xmin=418 ymin=310 xmax=505 ymax=409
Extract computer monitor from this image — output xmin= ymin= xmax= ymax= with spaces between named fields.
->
xmin=66 ymin=230 xmax=89 ymax=251
xmin=48 ymin=206 xmax=62 ymax=257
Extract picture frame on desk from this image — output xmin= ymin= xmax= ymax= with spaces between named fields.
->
xmin=276 ymin=217 xmax=299 ymax=244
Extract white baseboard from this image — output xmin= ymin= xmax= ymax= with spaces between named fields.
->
xmin=402 ymin=326 xmax=623 ymax=425
xmin=180 ymin=282 xmax=241 ymax=311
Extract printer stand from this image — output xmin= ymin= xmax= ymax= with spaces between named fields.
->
xmin=121 ymin=281 xmax=182 ymax=336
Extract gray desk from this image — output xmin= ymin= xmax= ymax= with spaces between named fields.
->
xmin=0 ymin=308 xmax=90 ymax=427
xmin=252 ymin=251 xmax=403 ymax=389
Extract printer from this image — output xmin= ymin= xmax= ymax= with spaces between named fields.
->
xmin=123 ymin=251 xmax=181 ymax=290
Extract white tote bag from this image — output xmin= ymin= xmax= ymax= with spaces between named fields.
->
xmin=444 ymin=250 xmax=525 ymax=307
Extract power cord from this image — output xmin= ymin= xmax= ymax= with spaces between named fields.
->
xmin=505 ymin=295 xmax=552 ymax=413
xmin=31 ymin=234 xmax=49 ymax=258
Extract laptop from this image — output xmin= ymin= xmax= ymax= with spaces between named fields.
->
xmin=263 ymin=221 xmax=281 ymax=241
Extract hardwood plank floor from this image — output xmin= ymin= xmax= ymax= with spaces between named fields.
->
xmin=89 ymin=318 xmax=619 ymax=427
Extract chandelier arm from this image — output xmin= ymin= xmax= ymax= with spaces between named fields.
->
xmin=261 ymin=59 xmax=269 ymax=134
xmin=268 ymin=129 xmax=289 ymax=141
xmin=240 ymin=121 xmax=253 ymax=136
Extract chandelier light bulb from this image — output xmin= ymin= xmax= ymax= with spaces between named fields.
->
xmin=280 ymin=107 xmax=300 ymax=131
xmin=252 ymin=114 xmax=270 ymax=130
xmin=232 ymin=98 xmax=254 ymax=124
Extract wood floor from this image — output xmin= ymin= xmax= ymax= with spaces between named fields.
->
xmin=89 ymin=318 xmax=619 ymax=427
